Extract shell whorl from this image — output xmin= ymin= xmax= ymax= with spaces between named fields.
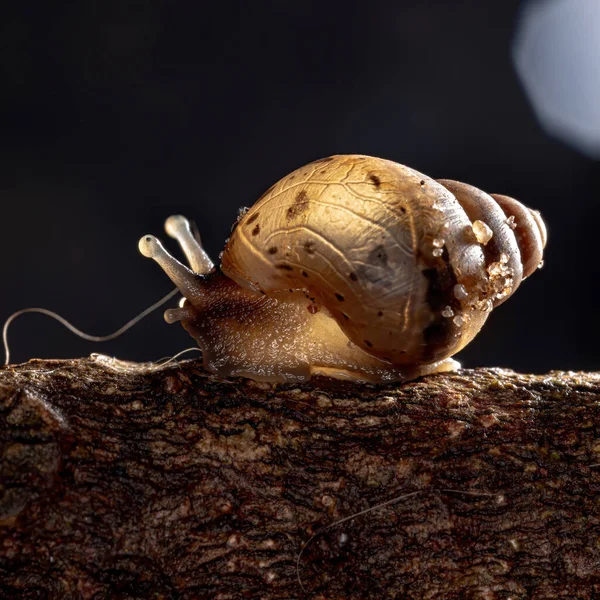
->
xmin=490 ymin=194 xmax=547 ymax=278
xmin=438 ymin=180 xmax=547 ymax=302
xmin=221 ymin=155 xmax=546 ymax=366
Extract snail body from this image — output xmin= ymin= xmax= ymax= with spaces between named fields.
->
xmin=139 ymin=155 xmax=546 ymax=383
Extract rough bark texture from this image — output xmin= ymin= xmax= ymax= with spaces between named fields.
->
xmin=1 ymin=356 xmax=599 ymax=599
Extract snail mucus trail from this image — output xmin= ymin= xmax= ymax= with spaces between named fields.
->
xmin=139 ymin=154 xmax=547 ymax=383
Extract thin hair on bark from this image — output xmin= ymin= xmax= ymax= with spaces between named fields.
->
xmin=2 ymin=288 xmax=179 ymax=365
xmin=151 ymin=347 xmax=203 ymax=368
xmin=296 ymin=487 xmax=495 ymax=592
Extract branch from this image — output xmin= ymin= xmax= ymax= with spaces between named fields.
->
xmin=1 ymin=357 xmax=599 ymax=599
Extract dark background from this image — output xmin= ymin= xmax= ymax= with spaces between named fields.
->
xmin=0 ymin=1 xmax=597 ymax=372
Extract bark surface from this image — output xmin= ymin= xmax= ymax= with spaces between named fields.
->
xmin=1 ymin=356 xmax=599 ymax=599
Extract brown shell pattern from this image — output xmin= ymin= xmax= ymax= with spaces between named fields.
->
xmin=221 ymin=155 xmax=546 ymax=365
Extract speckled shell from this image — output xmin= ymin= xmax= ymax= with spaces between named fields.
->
xmin=221 ymin=155 xmax=545 ymax=365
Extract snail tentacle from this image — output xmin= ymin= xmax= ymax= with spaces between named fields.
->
xmin=138 ymin=235 xmax=208 ymax=305
xmin=164 ymin=214 xmax=214 ymax=274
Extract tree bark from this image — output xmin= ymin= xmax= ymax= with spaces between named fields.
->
xmin=1 ymin=356 xmax=599 ymax=599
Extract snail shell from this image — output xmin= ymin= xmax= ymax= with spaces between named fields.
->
xmin=139 ymin=154 xmax=546 ymax=382
xmin=221 ymin=155 xmax=546 ymax=367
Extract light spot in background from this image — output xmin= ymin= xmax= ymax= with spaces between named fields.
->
xmin=513 ymin=0 xmax=600 ymax=158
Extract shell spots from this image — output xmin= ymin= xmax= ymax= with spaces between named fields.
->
xmin=276 ymin=263 xmax=293 ymax=271
xmin=301 ymin=270 xmax=309 ymax=278
xmin=422 ymin=320 xmax=453 ymax=361
xmin=368 ymin=173 xmax=381 ymax=188
xmin=422 ymin=265 xmax=457 ymax=314
xmin=377 ymin=311 xmax=383 ymax=317
xmin=420 ymin=180 xmax=425 ymax=186
xmin=349 ymin=272 xmax=358 ymax=282
xmin=356 ymin=245 xmax=392 ymax=286
xmin=303 ymin=240 xmax=316 ymax=255
xmin=421 ymin=263 xmax=459 ymax=362
xmin=246 ymin=212 xmax=260 ymax=225
xmin=267 ymin=246 xmax=278 ymax=255
xmin=369 ymin=245 xmax=388 ymax=266
xmin=286 ymin=190 xmax=310 ymax=221
xmin=364 ymin=339 xmax=373 ymax=348
xmin=252 ymin=224 xmax=260 ymax=236
xmin=335 ymin=293 xmax=345 ymax=302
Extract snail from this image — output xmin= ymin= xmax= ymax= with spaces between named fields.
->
xmin=139 ymin=155 xmax=546 ymax=383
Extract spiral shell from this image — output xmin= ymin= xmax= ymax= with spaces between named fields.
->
xmin=221 ymin=155 xmax=546 ymax=366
